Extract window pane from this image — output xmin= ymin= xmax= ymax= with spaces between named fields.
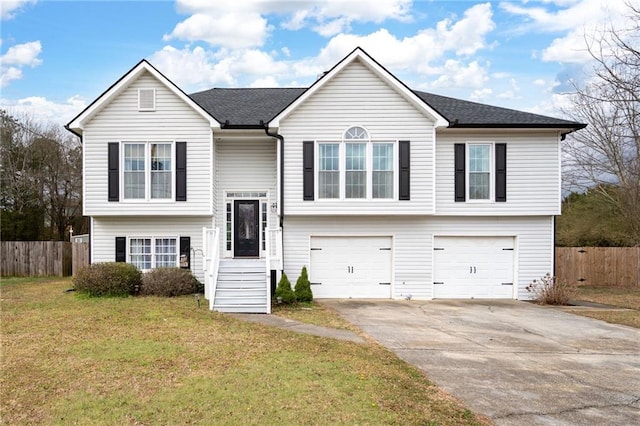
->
xmin=319 ymin=143 xmax=339 ymax=199
xmin=469 ymin=144 xmax=491 ymax=200
xmin=373 ymin=143 xmax=393 ymax=199
xmin=344 ymin=126 xmax=369 ymax=140
xmin=155 ymin=238 xmax=176 ymax=268
xmin=151 ymin=143 xmax=172 ymax=199
xmin=124 ymin=144 xmax=145 ymax=199
xmin=129 ymin=238 xmax=151 ymax=270
xmin=346 ymin=143 xmax=366 ymax=199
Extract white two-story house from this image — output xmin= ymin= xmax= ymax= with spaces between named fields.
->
xmin=67 ymin=48 xmax=584 ymax=313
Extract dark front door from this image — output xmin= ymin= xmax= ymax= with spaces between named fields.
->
xmin=234 ymin=200 xmax=260 ymax=257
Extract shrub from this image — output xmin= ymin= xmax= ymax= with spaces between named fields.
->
xmin=140 ymin=268 xmax=201 ymax=297
xmin=275 ymin=272 xmax=295 ymax=304
xmin=525 ymin=273 xmax=575 ymax=305
xmin=73 ymin=262 xmax=141 ymax=297
xmin=294 ymin=266 xmax=313 ymax=302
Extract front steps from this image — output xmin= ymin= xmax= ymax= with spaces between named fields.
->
xmin=213 ymin=259 xmax=269 ymax=313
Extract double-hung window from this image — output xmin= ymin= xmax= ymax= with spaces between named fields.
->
xmin=129 ymin=237 xmax=177 ymax=270
xmin=123 ymin=142 xmax=173 ymax=200
xmin=468 ymin=144 xmax=491 ymax=200
xmin=317 ymin=126 xmax=395 ymax=200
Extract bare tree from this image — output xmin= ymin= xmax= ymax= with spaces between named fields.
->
xmin=562 ymin=2 xmax=640 ymax=242
xmin=1 ymin=110 xmax=84 ymax=240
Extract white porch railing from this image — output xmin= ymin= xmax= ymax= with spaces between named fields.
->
xmin=202 ymin=227 xmax=220 ymax=310
xmin=266 ymin=227 xmax=283 ymax=271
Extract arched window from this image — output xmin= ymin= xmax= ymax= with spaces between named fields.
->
xmin=343 ymin=126 xmax=369 ymax=141
xmin=343 ymin=126 xmax=369 ymax=198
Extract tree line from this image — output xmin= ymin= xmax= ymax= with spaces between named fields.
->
xmin=1 ymin=110 xmax=86 ymax=241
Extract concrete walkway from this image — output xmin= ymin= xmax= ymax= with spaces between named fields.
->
xmin=229 ymin=313 xmax=365 ymax=343
xmin=321 ymin=299 xmax=640 ymax=426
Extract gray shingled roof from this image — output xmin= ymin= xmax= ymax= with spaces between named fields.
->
xmin=188 ymin=86 xmax=584 ymax=129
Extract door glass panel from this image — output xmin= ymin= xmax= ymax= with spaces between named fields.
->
xmin=238 ymin=203 xmax=256 ymax=239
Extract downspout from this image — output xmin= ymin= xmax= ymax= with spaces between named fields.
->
xmin=262 ymin=122 xmax=285 ymax=229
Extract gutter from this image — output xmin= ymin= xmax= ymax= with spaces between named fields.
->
xmin=261 ymin=122 xmax=285 ymax=229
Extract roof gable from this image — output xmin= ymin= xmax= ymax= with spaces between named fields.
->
xmin=269 ymin=47 xmax=449 ymax=128
xmin=66 ymin=60 xmax=219 ymax=135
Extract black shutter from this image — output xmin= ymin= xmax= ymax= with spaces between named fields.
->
xmin=176 ymin=142 xmax=187 ymax=201
xmin=495 ymin=143 xmax=507 ymax=202
xmin=399 ymin=140 xmax=410 ymax=200
xmin=303 ymin=141 xmax=314 ymax=201
xmin=115 ymin=237 xmax=126 ymax=262
xmin=454 ymin=143 xmax=466 ymax=202
xmin=108 ymin=142 xmax=119 ymax=202
xmin=179 ymin=236 xmax=190 ymax=269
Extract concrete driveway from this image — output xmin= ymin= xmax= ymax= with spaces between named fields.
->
xmin=322 ymin=299 xmax=640 ymax=425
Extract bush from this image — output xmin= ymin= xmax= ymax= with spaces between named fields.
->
xmin=294 ymin=266 xmax=313 ymax=302
xmin=73 ymin=262 xmax=141 ymax=297
xmin=140 ymin=268 xmax=201 ymax=297
xmin=274 ymin=272 xmax=295 ymax=304
xmin=525 ymin=273 xmax=575 ymax=305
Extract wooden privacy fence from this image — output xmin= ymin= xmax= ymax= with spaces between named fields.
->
xmin=556 ymin=247 xmax=640 ymax=287
xmin=1 ymin=241 xmax=90 ymax=277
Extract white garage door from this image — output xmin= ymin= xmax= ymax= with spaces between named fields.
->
xmin=309 ymin=236 xmax=392 ymax=298
xmin=433 ymin=236 xmax=515 ymax=299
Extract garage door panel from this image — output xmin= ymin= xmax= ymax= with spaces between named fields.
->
xmin=434 ymin=236 xmax=515 ymax=299
xmin=310 ymin=236 xmax=392 ymax=298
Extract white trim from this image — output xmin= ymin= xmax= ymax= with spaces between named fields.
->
xmin=126 ymin=235 xmax=179 ymax=271
xmin=67 ymin=60 xmax=219 ymax=133
xmin=223 ymin=191 xmax=270 ymax=259
xmin=316 ymin=138 xmax=397 ymax=201
xmin=120 ymin=141 xmax=175 ymax=202
xmin=466 ymin=142 xmax=494 ymax=202
xmin=270 ymin=48 xmax=448 ymax=128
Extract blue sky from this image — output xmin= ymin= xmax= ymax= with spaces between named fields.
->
xmin=0 ymin=0 xmax=633 ymax=124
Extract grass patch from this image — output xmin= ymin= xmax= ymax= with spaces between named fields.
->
xmin=272 ymin=301 xmax=360 ymax=332
xmin=570 ymin=285 xmax=640 ymax=328
xmin=1 ymin=278 xmax=488 ymax=425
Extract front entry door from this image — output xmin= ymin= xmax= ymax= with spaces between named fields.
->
xmin=234 ymin=200 xmax=260 ymax=257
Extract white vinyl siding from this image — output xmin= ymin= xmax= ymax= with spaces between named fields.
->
xmin=91 ymin=216 xmax=213 ymax=282
xmin=436 ymin=131 xmax=561 ymax=215
xmin=283 ymin=215 xmax=553 ymax=300
xmin=83 ymin=71 xmax=212 ymax=216
xmin=215 ymin=138 xmax=278 ymax=256
xmin=280 ymin=59 xmax=435 ymax=215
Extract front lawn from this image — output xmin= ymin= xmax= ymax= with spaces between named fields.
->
xmin=570 ymin=285 xmax=640 ymax=328
xmin=1 ymin=278 xmax=487 ymax=425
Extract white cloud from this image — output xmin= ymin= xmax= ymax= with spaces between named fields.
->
xmin=149 ymin=46 xmax=291 ymax=89
xmin=164 ymin=12 xmax=271 ymax=48
xmin=0 ymin=40 xmax=42 ymax=87
xmin=430 ymin=60 xmax=489 ymax=89
xmin=166 ymin=0 xmax=413 ymax=48
xmin=501 ymin=0 xmax=633 ymax=64
xmin=0 ymin=0 xmax=36 ymax=20
xmin=282 ymin=0 xmax=413 ymax=36
xmin=0 ymin=95 xmax=86 ymax=125
xmin=470 ymin=87 xmax=492 ymax=101
xmin=249 ymin=76 xmax=279 ymax=88
xmin=1 ymin=40 xmax=42 ymax=66
xmin=0 ymin=66 xmax=22 ymax=87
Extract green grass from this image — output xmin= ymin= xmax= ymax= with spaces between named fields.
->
xmin=1 ymin=277 xmax=488 ymax=425
xmin=570 ymin=285 xmax=640 ymax=328
xmin=272 ymin=301 xmax=361 ymax=332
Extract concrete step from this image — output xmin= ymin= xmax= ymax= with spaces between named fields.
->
xmin=213 ymin=305 xmax=269 ymax=314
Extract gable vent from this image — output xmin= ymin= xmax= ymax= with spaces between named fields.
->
xmin=138 ymin=88 xmax=156 ymax=111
